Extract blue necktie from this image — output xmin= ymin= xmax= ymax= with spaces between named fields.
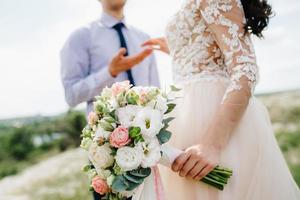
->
xmin=112 ymin=23 xmax=136 ymax=86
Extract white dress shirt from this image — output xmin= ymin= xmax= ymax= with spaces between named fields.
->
xmin=60 ymin=12 xmax=160 ymax=113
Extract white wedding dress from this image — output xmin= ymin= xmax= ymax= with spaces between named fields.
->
xmin=135 ymin=0 xmax=300 ymax=199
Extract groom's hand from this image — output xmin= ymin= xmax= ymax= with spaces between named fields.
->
xmin=109 ymin=48 xmax=153 ymax=77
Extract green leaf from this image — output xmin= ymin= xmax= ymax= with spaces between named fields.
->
xmin=129 ymin=168 xmax=151 ymax=178
xmin=103 ymin=116 xmax=116 ymax=124
xmin=126 ymin=91 xmax=139 ymax=105
xmin=170 ymin=85 xmax=181 ymax=92
xmin=124 ymin=173 xmax=144 ymax=184
xmin=113 ymin=163 xmax=124 ymax=175
xmin=99 ymin=120 xmax=114 ymax=132
xmin=163 ymin=117 xmax=175 ymax=125
xmin=157 ymin=129 xmax=172 ymax=144
xmin=111 ymin=175 xmax=129 ymax=192
xmin=126 ymin=180 xmax=142 ymax=191
xmin=129 ymin=127 xmax=141 ymax=138
xmin=82 ymin=164 xmax=92 ymax=172
xmin=165 ymin=103 xmax=176 ymax=114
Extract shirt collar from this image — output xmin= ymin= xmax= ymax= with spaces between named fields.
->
xmin=100 ymin=11 xmax=128 ymax=28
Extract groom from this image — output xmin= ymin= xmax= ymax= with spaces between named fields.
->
xmin=60 ymin=0 xmax=160 ymax=199
xmin=61 ymin=0 xmax=160 ymax=114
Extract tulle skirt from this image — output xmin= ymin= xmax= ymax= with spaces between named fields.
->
xmin=156 ymin=78 xmax=300 ymax=200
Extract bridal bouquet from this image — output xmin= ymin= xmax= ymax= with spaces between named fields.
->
xmin=80 ymin=81 xmax=232 ymax=199
xmin=80 ymin=81 xmax=178 ymax=199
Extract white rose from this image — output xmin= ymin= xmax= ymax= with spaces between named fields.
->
xmin=115 ymin=146 xmax=143 ymax=171
xmin=147 ymin=95 xmax=168 ymax=114
xmin=94 ymin=126 xmax=111 ymax=140
xmin=89 ymin=143 xmax=114 ymax=169
xmin=140 ymin=137 xmax=162 ymax=168
xmin=116 ymin=105 xmax=142 ymax=127
xmin=132 ymin=107 xmax=164 ymax=138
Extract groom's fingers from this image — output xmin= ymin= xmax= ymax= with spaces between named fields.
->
xmin=172 ymin=153 xmax=190 ymax=172
xmin=116 ymin=48 xmax=127 ymax=58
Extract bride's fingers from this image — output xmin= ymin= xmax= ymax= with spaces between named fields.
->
xmin=172 ymin=153 xmax=190 ymax=172
xmin=179 ymin=157 xmax=198 ymax=177
xmin=186 ymin=162 xmax=206 ymax=178
xmin=194 ymin=164 xmax=215 ymax=181
xmin=141 ymin=39 xmax=160 ymax=47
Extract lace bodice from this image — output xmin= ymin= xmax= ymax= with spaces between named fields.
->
xmin=166 ymin=0 xmax=258 ymax=101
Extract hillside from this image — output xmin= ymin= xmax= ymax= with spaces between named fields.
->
xmin=0 ymin=90 xmax=299 ymax=200
xmin=0 ymin=149 xmax=91 ymax=200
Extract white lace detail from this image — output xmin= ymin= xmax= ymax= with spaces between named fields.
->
xmin=165 ymin=0 xmax=259 ymax=102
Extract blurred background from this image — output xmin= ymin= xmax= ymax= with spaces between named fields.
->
xmin=0 ymin=0 xmax=299 ymax=199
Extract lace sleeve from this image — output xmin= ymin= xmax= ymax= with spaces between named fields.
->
xmin=197 ymin=0 xmax=259 ymax=147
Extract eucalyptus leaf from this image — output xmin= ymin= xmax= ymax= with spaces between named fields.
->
xmin=111 ymin=175 xmax=129 ymax=192
xmin=129 ymin=168 xmax=151 ymax=178
xmin=157 ymin=129 xmax=172 ymax=144
xmin=124 ymin=174 xmax=144 ymax=184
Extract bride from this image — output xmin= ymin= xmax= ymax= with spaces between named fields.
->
xmin=141 ymin=0 xmax=300 ymax=199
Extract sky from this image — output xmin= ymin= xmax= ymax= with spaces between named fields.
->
xmin=0 ymin=0 xmax=299 ymax=119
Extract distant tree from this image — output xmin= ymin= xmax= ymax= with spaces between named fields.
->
xmin=8 ymin=128 xmax=34 ymax=160
xmin=58 ymin=110 xmax=86 ymax=147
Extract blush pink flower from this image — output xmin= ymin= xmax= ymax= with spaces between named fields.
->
xmin=88 ymin=112 xmax=99 ymax=125
xmin=111 ymin=81 xmax=131 ymax=96
xmin=109 ymin=126 xmax=131 ymax=148
xmin=92 ymin=176 xmax=109 ymax=195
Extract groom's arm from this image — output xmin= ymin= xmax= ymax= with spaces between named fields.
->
xmin=60 ymin=28 xmax=116 ymax=107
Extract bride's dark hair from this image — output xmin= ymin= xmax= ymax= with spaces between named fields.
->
xmin=241 ymin=0 xmax=273 ymax=38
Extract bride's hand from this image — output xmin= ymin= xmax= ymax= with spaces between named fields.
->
xmin=171 ymin=143 xmax=221 ymax=181
xmin=141 ymin=37 xmax=170 ymax=54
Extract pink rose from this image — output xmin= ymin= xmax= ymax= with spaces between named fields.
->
xmin=111 ymin=81 xmax=131 ymax=96
xmin=92 ymin=176 xmax=109 ymax=195
xmin=88 ymin=112 xmax=99 ymax=125
xmin=109 ymin=126 xmax=131 ymax=148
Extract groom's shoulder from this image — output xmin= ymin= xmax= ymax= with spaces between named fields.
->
xmin=128 ymin=25 xmax=151 ymax=40
xmin=66 ymin=24 xmax=92 ymax=44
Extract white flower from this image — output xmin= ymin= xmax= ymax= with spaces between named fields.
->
xmin=80 ymin=137 xmax=93 ymax=150
xmin=106 ymin=174 xmax=116 ymax=187
xmin=97 ymin=168 xmax=112 ymax=179
xmin=147 ymin=95 xmax=168 ymax=114
xmin=110 ymin=97 xmax=119 ymax=110
xmin=101 ymin=87 xmax=112 ymax=99
xmin=132 ymin=107 xmax=164 ymax=138
xmin=94 ymin=126 xmax=111 ymax=140
xmin=140 ymin=137 xmax=162 ymax=168
xmin=89 ymin=143 xmax=114 ymax=169
xmin=116 ymin=105 xmax=142 ymax=127
xmin=115 ymin=146 xmax=143 ymax=171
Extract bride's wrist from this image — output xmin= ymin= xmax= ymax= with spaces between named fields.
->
xmin=201 ymin=129 xmax=229 ymax=150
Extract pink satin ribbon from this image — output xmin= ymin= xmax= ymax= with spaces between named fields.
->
xmin=152 ymin=166 xmax=165 ymax=200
